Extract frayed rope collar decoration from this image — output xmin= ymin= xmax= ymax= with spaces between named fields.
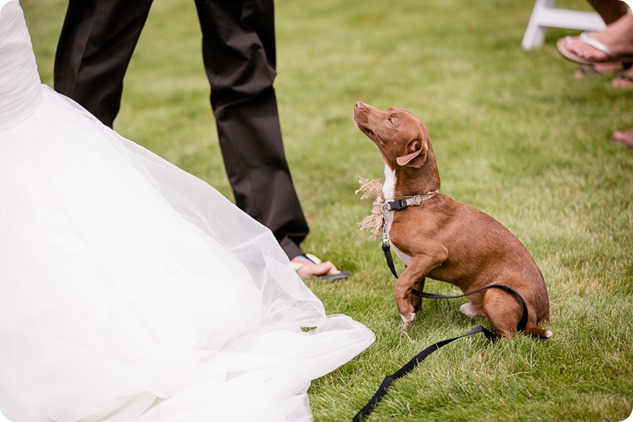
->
xmin=355 ymin=176 xmax=385 ymax=238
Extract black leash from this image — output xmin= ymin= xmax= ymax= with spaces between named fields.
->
xmin=351 ymin=325 xmax=496 ymax=422
xmin=356 ymin=233 xmax=530 ymax=420
xmin=412 ymin=284 xmax=528 ymax=333
xmin=350 ymin=283 xmax=528 ymax=421
xmin=381 ymin=237 xmax=400 ymax=279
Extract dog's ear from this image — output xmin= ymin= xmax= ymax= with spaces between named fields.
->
xmin=396 ymin=138 xmax=428 ymax=167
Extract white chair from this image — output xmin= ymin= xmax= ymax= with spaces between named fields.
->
xmin=522 ymin=0 xmax=605 ymax=50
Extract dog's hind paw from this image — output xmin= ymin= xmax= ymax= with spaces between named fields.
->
xmin=460 ymin=302 xmax=484 ymax=318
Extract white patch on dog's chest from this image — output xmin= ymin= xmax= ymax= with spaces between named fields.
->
xmin=383 ymin=165 xmax=396 ymax=199
xmin=382 ymin=165 xmax=413 ymax=266
xmin=389 ymin=229 xmax=413 ymax=266
xmin=392 ymin=243 xmax=412 ymax=266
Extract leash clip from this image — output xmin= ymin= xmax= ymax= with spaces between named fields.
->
xmin=380 ymin=228 xmax=390 ymax=249
xmin=387 ymin=198 xmax=408 ymax=211
xmin=380 ymin=231 xmax=399 ymax=279
xmin=384 ymin=193 xmax=429 ymax=211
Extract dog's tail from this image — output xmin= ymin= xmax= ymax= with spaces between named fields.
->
xmin=524 ymin=325 xmax=553 ymax=339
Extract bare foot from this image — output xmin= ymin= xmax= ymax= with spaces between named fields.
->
xmin=291 ymin=254 xmax=349 ymax=280
xmin=296 ymin=261 xmax=337 ymax=278
xmin=562 ymin=14 xmax=633 ymax=62
xmin=611 ymin=67 xmax=633 ymax=88
xmin=610 ymin=128 xmax=633 ymax=148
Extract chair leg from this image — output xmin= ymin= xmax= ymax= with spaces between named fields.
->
xmin=522 ymin=0 xmax=605 ymax=50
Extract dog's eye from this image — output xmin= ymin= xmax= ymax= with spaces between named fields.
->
xmin=387 ymin=115 xmax=395 ymax=124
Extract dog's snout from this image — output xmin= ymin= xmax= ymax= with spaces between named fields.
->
xmin=353 ymin=101 xmax=367 ymax=124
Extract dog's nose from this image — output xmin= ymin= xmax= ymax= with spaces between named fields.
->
xmin=355 ymin=101 xmax=364 ymax=110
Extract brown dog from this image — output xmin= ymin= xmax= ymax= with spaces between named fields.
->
xmin=353 ymin=101 xmax=551 ymax=339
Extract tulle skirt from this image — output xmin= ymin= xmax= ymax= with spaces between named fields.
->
xmin=0 ymin=87 xmax=374 ymax=421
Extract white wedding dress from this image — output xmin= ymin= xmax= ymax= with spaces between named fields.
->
xmin=0 ymin=1 xmax=374 ymax=420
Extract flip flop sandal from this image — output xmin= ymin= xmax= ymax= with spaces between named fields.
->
xmin=557 ymin=32 xmax=633 ymax=64
xmin=319 ymin=271 xmax=351 ymax=282
xmin=573 ymin=64 xmax=600 ymax=78
xmin=291 ymin=253 xmax=351 ymax=282
xmin=573 ymin=62 xmax=631 ymax=78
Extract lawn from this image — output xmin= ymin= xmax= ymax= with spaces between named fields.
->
xmin=22 ymin=0 xmax=633 ymax=420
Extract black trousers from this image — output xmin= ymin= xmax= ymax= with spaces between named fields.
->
xmin=54 ymin=0 xmax=309 ymax=259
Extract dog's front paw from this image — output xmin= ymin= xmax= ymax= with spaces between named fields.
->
xmin=399 ymin=305 xmax=417 ymax=329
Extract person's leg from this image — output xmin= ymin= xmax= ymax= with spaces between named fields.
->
xmin=54 ymin=0 xmax=154 ymax=127
xmin=193 ymin=0 xmax=347 ymax=279
xmin=193 ymin=0 xmax=309 ymax=259
xmin=571 ymin=1 xmax=629 ymax=76
xmin=587 ymin=0 xmax=629 ymax=24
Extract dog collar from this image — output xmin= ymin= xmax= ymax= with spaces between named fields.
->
xmin=383 ymin=190 xmax=438 ymax=212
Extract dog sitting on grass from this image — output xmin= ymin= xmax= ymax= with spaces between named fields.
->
xmin=353 ymin=101 xmax=551 ymax=339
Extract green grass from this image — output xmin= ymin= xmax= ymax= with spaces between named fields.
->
xmin=22 ymin=0 xmax=633 ymax=420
